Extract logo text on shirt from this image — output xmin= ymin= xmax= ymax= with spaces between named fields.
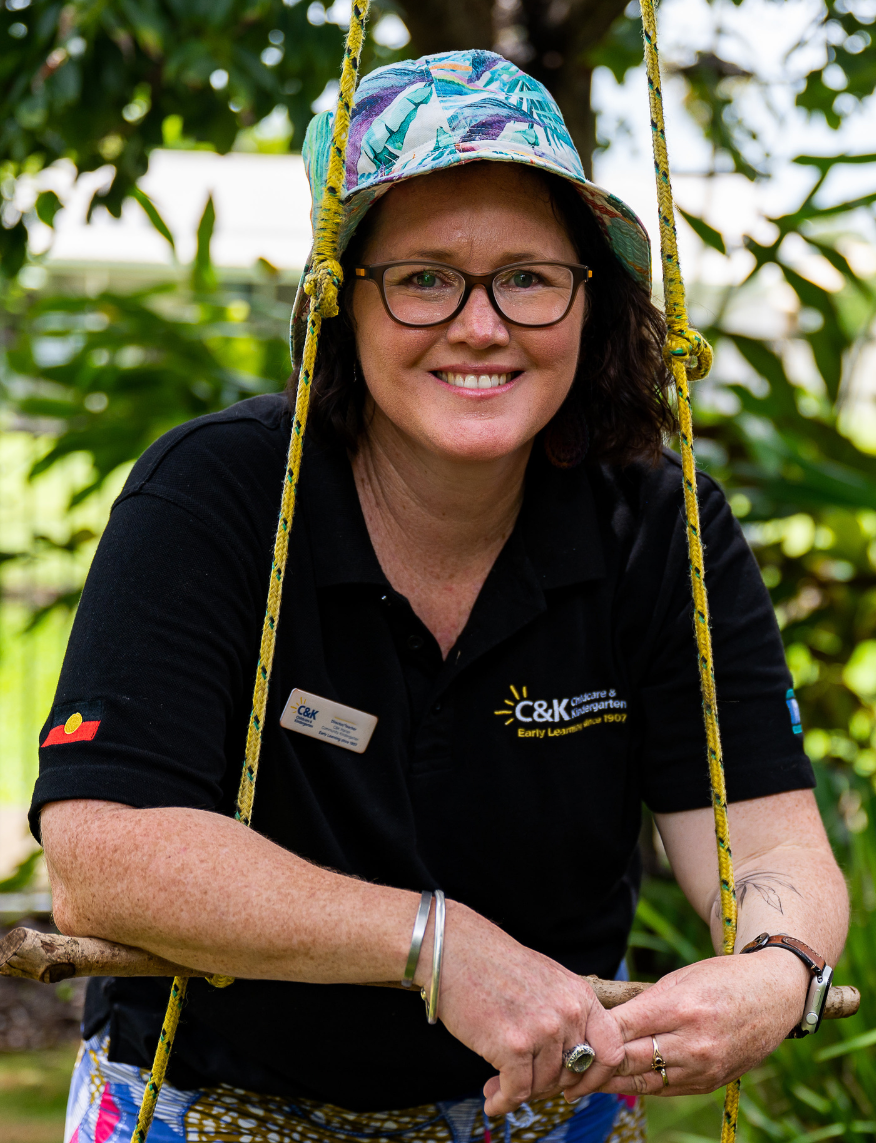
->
xmin=494 ymin=685 xmax=627 ymax=738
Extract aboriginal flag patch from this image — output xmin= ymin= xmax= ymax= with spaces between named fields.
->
xmin=41 ymin=700 xmax=104 ymax=747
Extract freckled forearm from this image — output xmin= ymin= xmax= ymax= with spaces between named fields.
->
xmin=40 ymin=800 xmax=417 ymax=983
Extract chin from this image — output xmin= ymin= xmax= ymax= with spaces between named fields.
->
xmin=420 ymin=421 xmax=538 ymax=463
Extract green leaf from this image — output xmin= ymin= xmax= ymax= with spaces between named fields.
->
xmin=0 ymin=849 xmax=43 ymax=893
xmin=193 ymin=194 xmax=217 ymax=293
xmin=0 ymin=217 xmax=29 ymax=278
xmin=678 ymin=207 xmax=727 ymax=255
xmin=794 ymin=152 xmax=876 ymax=172
xmin=35 ymin=189 xmax=63 ymax=227
xmin=131 ymin=187 xmax=176 ymax=253
xmin=634 ymin=897 xmax=702 ymax=964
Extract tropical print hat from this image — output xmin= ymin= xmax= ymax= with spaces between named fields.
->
xmin=291 ymin=49 xmax=651 ymax=363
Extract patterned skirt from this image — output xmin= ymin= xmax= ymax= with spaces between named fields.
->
xmin=65 ymin=1026 xmax=646 ymax=1143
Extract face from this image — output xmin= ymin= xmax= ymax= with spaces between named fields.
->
xmin=350 ymin=162 xmax=586 ymax=465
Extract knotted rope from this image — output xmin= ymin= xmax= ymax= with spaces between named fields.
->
xmin=639 ymin=2 xmax=740 ymax=1140
xmin=128 ymin=6 xmax=370 ymax=1141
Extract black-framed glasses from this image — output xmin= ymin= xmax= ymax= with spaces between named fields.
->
xmin=353 ymin=260 xmax=592 ymax=328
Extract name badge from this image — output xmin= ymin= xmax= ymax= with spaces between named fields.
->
xmin=280 ymin=688 xmax=378 ymax=754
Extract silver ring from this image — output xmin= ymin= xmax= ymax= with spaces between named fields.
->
xmin=562 ymin=1042 xmax=595 ymax=1074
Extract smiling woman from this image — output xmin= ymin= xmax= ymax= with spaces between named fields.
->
xmin=33 ymin=48 xmax=846 ymax=1143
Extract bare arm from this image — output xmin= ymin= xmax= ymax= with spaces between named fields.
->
xmin=40 ymin=798 xmax=624 ymax=1115
xmin=41 ymin=799 xmax=416 ymax=983
xmin=658 ymin=788 xmax=847 ymax=966
xmin=592 ymin=789 xmax=849 ymax=1099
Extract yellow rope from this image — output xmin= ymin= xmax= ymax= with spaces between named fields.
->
xmin=128 ymin=6 xmax=370 ymax=1140
xmin=130 ymin=977 xmax=187 ymax=1143
xmin=639 ymin=3 xmax=739 ymax=1139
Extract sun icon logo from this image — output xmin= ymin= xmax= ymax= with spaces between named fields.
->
xmin=494 ymin=685 xmax=528 ymax=725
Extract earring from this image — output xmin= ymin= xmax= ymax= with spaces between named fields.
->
xmin=352 ymin=361 xmax=359 ymax=384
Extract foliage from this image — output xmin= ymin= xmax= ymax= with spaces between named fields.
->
xmin=0 ymin=848 xmax=43 ymax=893
xmin=629 ymin=136 xmax=876 ymax=1143
xmin=0 ymin=0 xmax=405 ymax=276
xmin=0 ymin=198 xmax=288 ymax=610
xmin=1 ymin=0 xmax=876 ymax=1138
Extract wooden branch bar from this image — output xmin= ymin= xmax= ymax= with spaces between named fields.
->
xmin=0 ymin=926 xmax=860 ymax=1021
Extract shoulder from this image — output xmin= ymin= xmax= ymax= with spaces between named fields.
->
xmin=598 ymin=446 xmax=726 ymax=508
xmin=590 ymin=447 xmax=729 ymax=539
xmin=115 ymin=394 xmax=292 ymax=515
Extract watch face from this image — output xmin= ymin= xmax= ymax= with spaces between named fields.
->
xmin=801 ymin=966 xmax=833 ymax=1036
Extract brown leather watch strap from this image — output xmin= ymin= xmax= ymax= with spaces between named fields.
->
xmin=740 ymin=932 xmax=826 ymax=975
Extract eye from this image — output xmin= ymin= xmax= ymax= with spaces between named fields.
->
xmin=510 ymin=270 xmax=537 ymax=289
xmin=413 ymin=270 xmax=438 ymax=288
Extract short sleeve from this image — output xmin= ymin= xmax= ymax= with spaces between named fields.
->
xmin=637 ymin=473 xmax=815 ymax=813
xmin=28 ymin=424 xmax=278 ymax=841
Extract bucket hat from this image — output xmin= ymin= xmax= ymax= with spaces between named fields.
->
xmin=291 ymin=49 xmax=651 ymax=364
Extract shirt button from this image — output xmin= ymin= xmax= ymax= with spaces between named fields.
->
xmin=432 ymin=700 xmax=442 ymax=713
xmin=380 ymin=594 xmax=392 ymax=607
xmin=407 ymin=634 xmax=424 ymax=651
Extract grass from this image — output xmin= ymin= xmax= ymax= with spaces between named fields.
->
xmin=0 ymin=1044 xmax=78 ymax=1143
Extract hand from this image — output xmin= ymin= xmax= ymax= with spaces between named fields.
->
xmin=415 ymin=901 xmax=625 ymax=1116
xmin=598 ymin=950 xmax=811 ymax=1097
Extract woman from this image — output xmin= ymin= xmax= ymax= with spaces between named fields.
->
xmin=35 ymin=51 xmax=846 ymax=1143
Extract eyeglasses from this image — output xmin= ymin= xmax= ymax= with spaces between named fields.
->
xmin=353 ymin=260 xmax=592 ymax=328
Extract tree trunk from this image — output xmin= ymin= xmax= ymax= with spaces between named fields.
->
xmin=401 ymin=0 xmax=631 ymax=177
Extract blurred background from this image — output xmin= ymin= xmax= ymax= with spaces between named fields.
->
xmin=0 ymin=0 xmax=875 ymax=1139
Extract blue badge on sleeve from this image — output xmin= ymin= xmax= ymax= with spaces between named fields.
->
xmin=786 ymin=688 xmax=803 ymax=735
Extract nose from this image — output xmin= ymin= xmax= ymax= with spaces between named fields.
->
xmin=446 ymin=285 xmax=510 ymax=349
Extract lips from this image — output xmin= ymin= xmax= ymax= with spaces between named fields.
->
xmin=434 ymin=371 xmax=515 ymax=390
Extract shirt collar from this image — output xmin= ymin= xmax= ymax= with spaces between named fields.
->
xmin=302 ymin=437 xmax=605 ymax=592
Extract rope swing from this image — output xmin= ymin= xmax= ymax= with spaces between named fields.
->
xmin=130 ymin=2 xmax=740 ymax=1139
xmin=639 ymin=1 xmax=740 ymax=1137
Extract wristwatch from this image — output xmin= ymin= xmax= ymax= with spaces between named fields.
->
xmin=740 ymin=932 xmax=833 ymax=1038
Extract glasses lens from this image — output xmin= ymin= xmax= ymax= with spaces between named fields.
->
xmin=493 ymin=264 xmax=575 ymax=325
xmin=382 ymin=264 xmax=465 ymax=325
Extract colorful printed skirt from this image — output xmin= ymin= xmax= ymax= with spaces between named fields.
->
xmin=65 ymin=1026 xmax=646 ymax=1143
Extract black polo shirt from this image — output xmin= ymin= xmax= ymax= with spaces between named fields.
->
xmin=30 ymin=393 xmax=813 ymax=1110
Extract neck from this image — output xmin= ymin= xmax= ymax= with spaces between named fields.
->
xmin=351 ymin=410 xmax=531 ymax=656
xmin=352 ymin=412 xmax=530 ymax=569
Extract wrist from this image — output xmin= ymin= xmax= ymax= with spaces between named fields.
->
xmin=412 ymin=896 xmax=466 ymax=991
xmin=738 ymin=931 xmax=831 ymax=1034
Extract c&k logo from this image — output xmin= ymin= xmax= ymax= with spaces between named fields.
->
xmin=494 ymin=684 xmax=627 ymax=739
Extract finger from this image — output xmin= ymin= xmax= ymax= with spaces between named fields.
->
xmin=599 ymin=1068 xmax=677 ymax=1098
xmin=484 ymin=1056 xmax=535 ymax=1117
xmin=613 ymin=1033 xmax=685 ymax=1078
xmin=610 ymin=978 xmax=688 ymax=1046
xmin=558 ymin=1004 xmax=626 ymax=1102
xmin=529 ymin=1040 xmax=574 ymax=1101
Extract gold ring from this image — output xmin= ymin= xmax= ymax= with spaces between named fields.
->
xmin=651 ymin=1036 xmax=668 ymax=1087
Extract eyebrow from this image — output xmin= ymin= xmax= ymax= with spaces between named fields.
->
xmin=384 ymin=250 xmax=554 ymax=264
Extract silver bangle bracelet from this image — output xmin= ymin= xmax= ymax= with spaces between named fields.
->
xmin=421 ymin=889 xmax=445 ymax=1025
xmin=401 ymin=891 xmax=433 ymax=988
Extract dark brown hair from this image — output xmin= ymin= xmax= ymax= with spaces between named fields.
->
xmin=300 ymin=168 xmax=675 ymax=467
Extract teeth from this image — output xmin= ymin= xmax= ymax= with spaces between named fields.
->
xmin=437 ymin=372 xmax=511 ymax=389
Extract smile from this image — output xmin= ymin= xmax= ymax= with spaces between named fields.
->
xmin=434 ymin=371 xmax=515 ymax=390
